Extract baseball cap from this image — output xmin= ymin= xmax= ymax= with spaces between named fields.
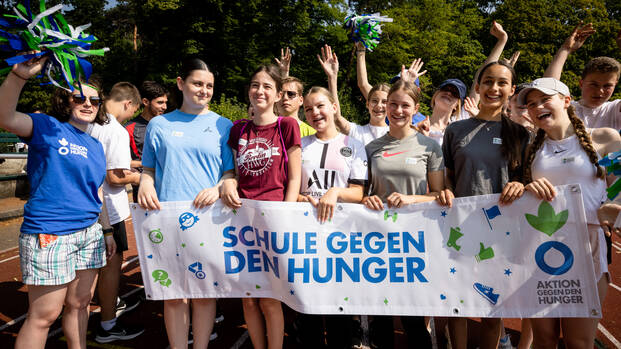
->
xmin=517 ymin=78 xmax=570 ymax=105
xmin=438 ymin=79 xmax=467 ymax=101
xmin=389 ymin=71 xmax=420 ymax=87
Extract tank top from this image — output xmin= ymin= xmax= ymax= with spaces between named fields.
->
xmin=531 ymin=134 xmax=606 ymax=224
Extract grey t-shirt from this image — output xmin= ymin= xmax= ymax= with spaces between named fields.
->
xmin=442 ymin=118 xmax=525 ymax=197
xmin=366 ymin=132 xmax=444 ymax=200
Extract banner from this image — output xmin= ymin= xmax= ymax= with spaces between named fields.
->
xmin=132 ymin=184 xmax=601 ymax=318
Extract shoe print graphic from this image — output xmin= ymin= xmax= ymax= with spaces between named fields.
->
xmin=473 ymin=282 xmax=499 ymax=305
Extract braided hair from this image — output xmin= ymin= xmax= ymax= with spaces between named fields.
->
xmin=524 ymin=104 xmax=604 ymax=182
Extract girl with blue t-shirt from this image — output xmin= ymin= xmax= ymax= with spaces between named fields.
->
xmin=0 ymin=56 xmax=109 ymax=349
xmin=138 ymin=58 xmax=235 ymax=349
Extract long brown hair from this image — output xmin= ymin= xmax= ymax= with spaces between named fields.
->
xmin=477 ymin=61 xmax=528 ymax=172
xmin=524 ymin=105 xmax=604 ymax=182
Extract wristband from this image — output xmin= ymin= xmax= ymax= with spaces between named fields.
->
xmin=10 ymin=71 xmax=29 ymax=81
xmin=103 ymin=228 xmax=114 ymax=237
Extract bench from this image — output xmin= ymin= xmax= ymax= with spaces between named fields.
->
xmin=0 ymin=132 xmax=27 ymax=160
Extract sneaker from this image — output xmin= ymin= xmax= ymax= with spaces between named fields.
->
xmin=215 ymin=302 xmax=224 ymax=323
xmin=351 ymin=319 xmax=362 ymax=349
xmin=115 ymin=297 xmax=141 ymax=318
xmin=95 ymin=322 xmax=145 ymax=343
xmin=499 ymin=334 xmax=513 ymax=349
xmin=473 ymin=282 xmax=499 ymax=305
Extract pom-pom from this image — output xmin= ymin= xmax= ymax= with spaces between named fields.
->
xmin=599 ymin=150 xmax=621 ymax=200
xmin=343 ymin=13 xmax=393 ymax=52
xmin=0 ymin=0 xmax=109 ymax=92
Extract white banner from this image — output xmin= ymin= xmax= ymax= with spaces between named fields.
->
xmin=132 ymin=184 xmax=601 ymax=318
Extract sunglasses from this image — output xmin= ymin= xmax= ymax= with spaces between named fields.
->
xmin=71 ymin=95 xmax=101 ymax=106
xmin=283 ymin=91 xmax=298 ymax=99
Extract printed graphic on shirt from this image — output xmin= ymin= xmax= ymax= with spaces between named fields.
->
xmin=57 ymin=137 xmax=88 ymax=159
xmin=238 ymin=137 xmax=281 ymax=176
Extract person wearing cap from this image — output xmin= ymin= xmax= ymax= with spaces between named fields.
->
xmin=520 ymin=77 xmax=621 ymax=348
xmin=419 ymin=78 xmax=467 ymax=145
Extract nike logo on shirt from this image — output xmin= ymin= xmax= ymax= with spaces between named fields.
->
xmin=382 ymin=151 xmax=406 ymax=158
xmin=553 ymin=149 xmax=566 ymax=154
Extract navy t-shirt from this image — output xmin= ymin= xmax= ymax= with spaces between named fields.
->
xmin=20 ymin=113 xmax=106 ymax=235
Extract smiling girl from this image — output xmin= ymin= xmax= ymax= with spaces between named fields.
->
xmin=138 ymin=57 xmax=235 ymax=349
xmin=363 ymin=79 xmax=444 ymax=348
xmin=438 ymin=61 xmax=530 ymax=349
xmin=0 ymin=55 xmax=109 ymax=349
xmin=518 ymin=77 xmax=621 ymax=348
xmin=222 ymin=65 xmax=301 ymax=349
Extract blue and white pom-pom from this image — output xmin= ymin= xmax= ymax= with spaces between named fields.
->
xmin=343 ymin=13 xmax=393 ymax=52
xmin=0 ymin=0 xmax=109 ymax=92
xmin=599 ymin=150 xmax=621 ymax=200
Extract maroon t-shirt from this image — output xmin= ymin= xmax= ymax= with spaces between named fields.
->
xmin=228 ymin=117 xmax=301 ymax=201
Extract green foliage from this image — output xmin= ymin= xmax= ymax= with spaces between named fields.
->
xmin=3 ymin=0 xmax=620 ymax=120
xmin=209 ymin=94 xmax=248 ymax=122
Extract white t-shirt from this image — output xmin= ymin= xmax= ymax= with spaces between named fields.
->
xmin=88 ymin=115 xmax=132 ymax=224
xmin=300 ymin=133 xmax=368 ymax=198
xmin=572 ymin=99 xmax=621 ymax=130
xmin=348 ymin=121 xmax=388 ymax=145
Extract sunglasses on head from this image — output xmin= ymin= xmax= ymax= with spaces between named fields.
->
xmin=71 ymin=95 xmax=101 ymax=106
xmin=283 ymin=91 xmax=298 ymax=98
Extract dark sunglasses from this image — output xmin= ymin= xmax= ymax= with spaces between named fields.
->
xmin=283 ymin=91 xmax=298 ymax=98
xmin=71 ymin=95 xmax=101 ymax=106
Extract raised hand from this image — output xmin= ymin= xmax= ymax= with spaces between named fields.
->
xmin=505 ymin=51 xmax=520 ymax=67
xmin=317 ymin=44 xmax=339 ymax=80
xmin=490 ymin=21 xmax=508 ymax=41
xmin=274 ymin=47 xmax=292 ymax=77
xmin=12 ymin=51 xmax=48 ymax=81
xmin=400 ymin=58 xmax=426 ymax=85
xmin=561 ymin=22 xmax=595 ymax=53
xmin=463 ymin=96 xmax=479 ymax=116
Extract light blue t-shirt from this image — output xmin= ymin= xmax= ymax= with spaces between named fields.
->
xmin=21 ymin=113 xmax=106 ymax=235
xmin=142 ymin=110 xmax=234 ymax=201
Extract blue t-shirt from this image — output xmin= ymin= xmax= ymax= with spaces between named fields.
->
xmin=21 ymin=113 xmax=106 ymax=235
xmin=142 ymin=110 xmax=234 ymax=201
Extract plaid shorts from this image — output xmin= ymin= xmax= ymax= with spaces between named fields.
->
xmin=19 ymin=222 xmax=106 ymax=285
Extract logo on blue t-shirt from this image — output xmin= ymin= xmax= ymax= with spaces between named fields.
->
xmin=58 ymin=138 xmax=69 ymax=155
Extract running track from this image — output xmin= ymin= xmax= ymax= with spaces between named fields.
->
xmin=0 ymin=216 xmax=620 ymax=348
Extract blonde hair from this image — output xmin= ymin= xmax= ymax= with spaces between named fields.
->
xmin=430 ymin=89 xmax=462 ymax=120
xmin=305 ymin=86 xmax=336 ymax=104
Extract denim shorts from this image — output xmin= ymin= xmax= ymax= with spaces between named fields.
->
xmin=19 ymin=222 xmax=106 ymax=285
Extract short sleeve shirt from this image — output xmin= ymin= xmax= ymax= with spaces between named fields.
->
xmin=87 ymin=115 xmax=132 ymax=224
xmin=298 ymin=120 xmax=317 ymax=138
xmin=142 ymin=110 xmax=234 ymax=201
xmin=125 ymin=115 xmax=149 ymax=160
xmin=442 ymin=118 xmax=526 ymax=197
xmin=348 ymin=121 xmax=388 ymax=146
xmin=300 ymin=133 xmax=367 ymax=198
xmin=21 ymin=114 xmax=106 ymax=235
xmin=228 ymin=117 xmax=301 ymax=201
xmin=365 ymin=132 xmax=444 ymax=200
xmin=572 ymin=99 xmax=621 ymax=130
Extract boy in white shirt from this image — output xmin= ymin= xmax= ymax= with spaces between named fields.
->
xmin=544 ymin=23 xmax=620 ymax=129
xmin=88 ymin=82 xmax=143 ymax=343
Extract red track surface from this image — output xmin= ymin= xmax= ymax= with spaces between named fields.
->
xmin=0 ymin=216 xmax=620 ymax=348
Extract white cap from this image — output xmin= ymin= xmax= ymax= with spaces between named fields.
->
xmin=517 ymin=78 xmax=570 ymax=105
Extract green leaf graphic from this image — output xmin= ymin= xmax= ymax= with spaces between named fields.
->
xmin=525 ymin=201 xmax=568 ymax=237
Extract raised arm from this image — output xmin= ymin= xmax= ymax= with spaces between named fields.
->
xmin=543 ymin=23 xmax=595 ymax=79
xmin=355 ymin=42 xmax=373 ymax=100
xmin=0 ymin=55 xmax=48 ymax=138
xmin=274 ymin=47 xmax=292 ymax=78
xmin=469 ymin=21 xmax=509 ymax=101
xmin=318 ymin=44 xmax=350 ymax=135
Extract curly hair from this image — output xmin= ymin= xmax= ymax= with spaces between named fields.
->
xmin=50 ymin=77 xmax=107 ymax=125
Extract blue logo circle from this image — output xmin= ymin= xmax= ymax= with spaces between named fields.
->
xmin=535 ymin=241 xmax=573 ymax=275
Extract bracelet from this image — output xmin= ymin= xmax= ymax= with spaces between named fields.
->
xmin=356 ymin=50 xmax=366 ymax=54
xmin=10 ymin=71 xmax=29 ymax=81
xmin=104 ymin=233 xmax=113 ymax=237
